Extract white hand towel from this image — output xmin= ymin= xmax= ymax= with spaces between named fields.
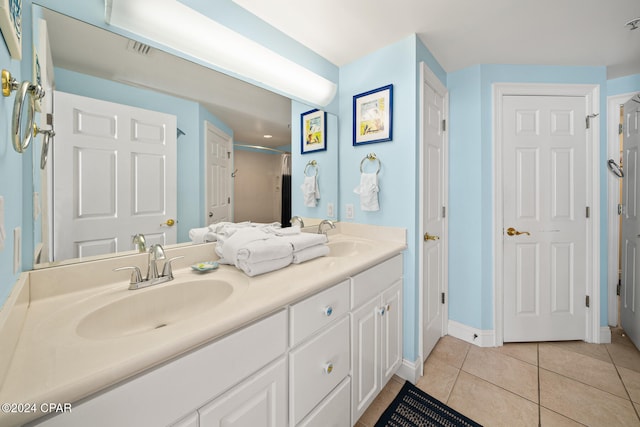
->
xmin=238 ymin=255 xmax=293 ymax=277
xmin=353 ymin=173 xmax=379 ymax=211
xmin=236 ymin=238 xmax=293 ymax=264
xmin=281 ymin=233 xmax=328 ymax=251
xmin=300 ymin=176 xmax=320 ymax=207
xmin=268 ymin=225 xmax=301 ymax=236
xmin=292 ymin=244 xmax=330 ymax=264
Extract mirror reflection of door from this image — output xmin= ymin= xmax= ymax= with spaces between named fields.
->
xmin=52 ymin=91 xmax=178 ymax=262
xmin=621 ymin=94 xmax=640 ymax=348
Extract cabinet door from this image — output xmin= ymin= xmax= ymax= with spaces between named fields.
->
xmin=199 ymin=358 xmax=287 ymax=427
xmin=380 ymin=281 xmax=402 ymax=386
xmin=350 ymin=296 xmax=380 ymax=423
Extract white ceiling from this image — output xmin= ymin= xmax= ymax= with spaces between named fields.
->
xmin=234 ymin=0 xmax=640 ymax=78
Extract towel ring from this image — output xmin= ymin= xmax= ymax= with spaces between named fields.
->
xmin=608 ymin=159 xmax=624 ymax=178
xmin=304 ymin=160 xmax=318 ymax=177
xmin=360 ymin=153 xmax=382 ymax=175
xmin=3 ymin=70 xmax=46 ymax=154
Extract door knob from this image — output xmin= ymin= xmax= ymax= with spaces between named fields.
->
xmin=424 ymin=232 xmax=440 ymax=241
xmin=161 ymin=219 xmax=176 ymax=227
xmin=506 ymin=227 xmax=530 ymax=236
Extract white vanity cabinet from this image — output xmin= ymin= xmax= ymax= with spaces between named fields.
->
xmin=31 ymin=310 xmax=288 ymax=427
xmin=350 ymin=254 xmax=403 ymax=424
xmin=289 ymin=280 xmax=351 ymax=426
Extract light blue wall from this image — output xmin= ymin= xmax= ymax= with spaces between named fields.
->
xmin=339 ymin=35 xmax=422 ymax=362
xmin=608 ymin=73 xmax=640 ymax=96
xmin=447 ymin=64 xmax=608 ymax=330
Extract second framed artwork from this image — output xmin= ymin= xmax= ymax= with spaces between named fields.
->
xmin=301 ymin=108 xmax=327 ymax=154
xmin=353 ymin=84 xmax=393 ymax=146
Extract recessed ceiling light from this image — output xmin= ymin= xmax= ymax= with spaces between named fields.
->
xmin=263 ymin=134 xmax=273 ymax=139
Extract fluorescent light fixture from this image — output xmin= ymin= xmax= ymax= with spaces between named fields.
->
xmin=105 ymin=0 xmax=337 ymax=106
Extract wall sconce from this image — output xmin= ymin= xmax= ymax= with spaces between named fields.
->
xmin=105 ymin=0 xmax=337 ymax=107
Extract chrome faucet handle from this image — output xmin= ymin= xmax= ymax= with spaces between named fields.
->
xmin=114 ymin=266 xmax=143 ymax=287
xmin=161 ymin=256 xmax=185 ymax=280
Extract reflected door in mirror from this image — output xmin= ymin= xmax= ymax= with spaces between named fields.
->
xmin=52 ymin=91 xmax=177 ymax=261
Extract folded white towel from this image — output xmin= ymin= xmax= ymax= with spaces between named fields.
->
xmin=353 ymin=173 xmax=379 ymax=211
xmin=301 ymin=176 xmax=320 ymax=207
xmin=219 ymin=228 xmax=272 ymax=266
xmin=292 ymin=244 xmax=330 ymax=264
xmin=237 ymin=238 xmax=293 ymax=264
xmin=238 ymin=255 xmax=293 ymax=277
xmin=189 ymin=227 xmax=210 ymax=243
xmin=268 ymin=225 xmax=301 ymax=236
xmin=281 ymin=233 xmax=328 ymax=251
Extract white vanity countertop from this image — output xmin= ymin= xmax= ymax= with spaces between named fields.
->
xmin=0 ymin=223 xmax=405 ymax=426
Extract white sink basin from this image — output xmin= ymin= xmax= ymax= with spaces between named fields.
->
xmin=77 ymin=280 xmax=234 ymax=339
xmin=327 ymin=240 xmax=374 ymax=257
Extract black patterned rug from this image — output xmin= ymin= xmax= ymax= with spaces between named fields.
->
xmin=375 ymin=381 xmax=482 ymax=427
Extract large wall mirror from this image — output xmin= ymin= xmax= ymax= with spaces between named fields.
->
xmin=30 ymin=5 xmax=339 ymax=269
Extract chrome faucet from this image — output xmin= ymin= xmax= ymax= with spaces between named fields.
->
xmin=318 ymin=219 xmax=336 ymax=235
xmin=147 ymin=244 xmax=166 ymax=281
xmin=290 ymin=216 xmax=305 ymax=228
xmin=132 ymin=233 xmax=147 ymax=253
xmin=114 ymin=243 xmax=184 ymax=290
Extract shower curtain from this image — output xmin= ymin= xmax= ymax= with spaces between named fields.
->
xmin=281 ymin=154 xmax=292 ymax=227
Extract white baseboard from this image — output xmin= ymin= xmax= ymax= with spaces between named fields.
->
xmin=448 ymin=320 xmax=495 ymax=347
xmin=395 ymin=357 xmax=421 ymax=384
xmin=599 ymin=326 xmax=612 ymax=344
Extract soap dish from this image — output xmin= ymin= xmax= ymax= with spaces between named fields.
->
xmin=191 ymin=261 xmax=219 ymax=272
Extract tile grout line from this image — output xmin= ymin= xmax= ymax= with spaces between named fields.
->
xmin=537 ymin=343 xmax=541 ymax=427
xmin=605 ymin=343 xmax=640 ymax=422
xmin=444 ymin=343 xmax=471 ymax=405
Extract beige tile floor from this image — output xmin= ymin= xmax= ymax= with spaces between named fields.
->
xmin=356 ymin=328 xmax=640 ymax=427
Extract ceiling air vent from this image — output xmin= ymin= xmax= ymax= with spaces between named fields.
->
xmin=126 ymin=40 xmax=152 ymax=56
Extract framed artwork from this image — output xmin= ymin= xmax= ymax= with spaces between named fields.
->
xmin=301 ymin=108 xmax=327 ymax=154
xmin=353 ymin=84 xmax=393 ymax=145
xmin=0 ymin=0 xmax=22 ymax=60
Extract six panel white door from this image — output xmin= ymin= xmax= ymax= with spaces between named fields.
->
xmin=53 ymin=91 xmax=177 ymax=261
xmin=205 ymin=121 xmax=232 ymax=225
xmin=502 ymin=95 xmax=587 ymax=342
xmin=422 ymin=77 xmax=446 ymax=360
xmin=621 ymin=96 xmax=640 ymax=349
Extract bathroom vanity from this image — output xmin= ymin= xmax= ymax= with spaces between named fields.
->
xmin=0 ymin=223 xmax=406 ymax=426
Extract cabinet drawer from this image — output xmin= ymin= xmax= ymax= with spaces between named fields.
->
xmin=297 ymin=376 xmax=350 ymax=427
xmin=351 ymin=254 xmax=402 ymax=309
xmin=290 ymin=316 xmax=350 ymax=425
xmin=290 ymin=280 xmax=349 ymax=346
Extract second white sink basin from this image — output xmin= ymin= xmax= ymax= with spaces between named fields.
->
xmin=327 ymin=240 xmax=374 ymax=257
xmin=77 ymin=280 xmax=234 ymax=339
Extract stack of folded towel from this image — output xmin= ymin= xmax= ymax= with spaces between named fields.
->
xmin=213 ymin=223 xmax=329 ymax=276
xmin=189 ymin=221 xmax=280 ymax=244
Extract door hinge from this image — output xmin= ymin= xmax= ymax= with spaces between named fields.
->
xmin=586 ymin=206 xmax=590 ymax=218
xmin=227 ymin=197 xmax=231 ymax=203
xmin=619 ymin=204 xmax=624 ymax=215
xmin=586 ymin=113 xmax=599 ymax=129
xmin=442 ymin=119 xmax=446 ymax=132
xmin=619 ymin=123 xmax=624 ymax=135
xmin=227 ymin=151 xmax=231 ymax=159
xmin=585 ymin=295 xmax=590 ymax=308
xmin=442 ymin=206 xmax=446 ymax=218
xmin=441 ymin=292 xmax=445 ymax=304
xmin=617 ymin=280 xmax=621 ymax=296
